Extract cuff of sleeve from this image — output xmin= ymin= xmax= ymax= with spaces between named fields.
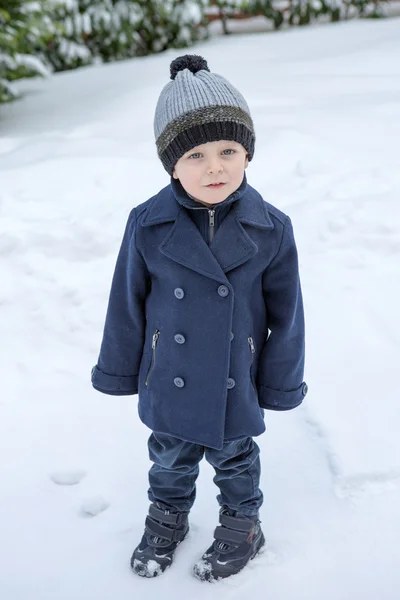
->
xmin=258 ymin=382 xmax=308 ymax=411
xmin=91 ymin=365 xmax=138 ymax=396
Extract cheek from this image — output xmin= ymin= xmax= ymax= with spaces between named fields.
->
xmin=228 ymin=160 xmax=244 ymax=176
xmin=182 ymin=168 xmax=201 ymax=185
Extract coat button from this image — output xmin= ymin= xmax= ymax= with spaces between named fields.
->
xmin=302 ymin=382 xmax=308 ymax=396
xmin=174 ymin=288 xmax=184 ymax=299
xmin=174 ymin=377 xmax=185 ymax=388
xmin=230 ymin=332 xmax=234 ymax=341
xmin=217 ymin=285 xmax=229 ymax=297
xmin=227 ymin=378 xmax=235 ymax=389
xmin=174 ymin=334 xmax=186 ymax=344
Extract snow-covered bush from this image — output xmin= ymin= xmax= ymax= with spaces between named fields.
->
xmin=209 ymin=1 xmax=285 ymax=31
xmin=210 ymin=0 xmax=386 ymax=30
xmin=44 ymin=0 xmax=140 ymax=70
xmin=348 ymin=0 xmax=386 ymax=18
xmin=43 ymin=0 xmax=207 ymax=71
xmin=288 ymin=0 xmax=386 ymax=23
xmin=246 ymin=0 xmax=285 ymax=28
xmin=0 ymin=1 xmax=53 ymax=102
xmin=1 ymin=0 xmax=207 ymax=100
xmin=138 ymin=0 xmax=208 ymax=54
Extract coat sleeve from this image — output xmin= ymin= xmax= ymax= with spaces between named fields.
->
xmin=257 ymin=216 xmax=308 ymax=410
xmin=91 ymin=208 xmax=149 ymax=395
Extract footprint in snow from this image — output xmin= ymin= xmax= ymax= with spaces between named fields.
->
xmin=80 ymin=496 xmax=110 ymax=517
xmin=50 ymin=468 xmax=87 ymax=486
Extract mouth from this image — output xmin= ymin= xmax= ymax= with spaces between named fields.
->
xmin=206 ymin=183 xmax=226 ymax=189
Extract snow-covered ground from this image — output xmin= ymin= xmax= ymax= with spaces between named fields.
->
xmin=1 ymin=16 xmax=400 ymax=600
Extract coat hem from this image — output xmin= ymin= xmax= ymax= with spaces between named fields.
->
xmin=140 ymin=422 xmax=266 ymax=451
xmin=150 ymin=427 xmax=225 ymax=451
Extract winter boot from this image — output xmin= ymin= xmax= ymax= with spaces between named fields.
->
xmin=130 ymin=502 xmax=189 ymax=578
xmin=192 ymin=508 xmax=265 ymax=582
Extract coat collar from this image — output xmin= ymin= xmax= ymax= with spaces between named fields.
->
xmin=141 ymin=177 xmax=274 ymax=284
xmin=142 ymin=175 xmax=273 ymax=230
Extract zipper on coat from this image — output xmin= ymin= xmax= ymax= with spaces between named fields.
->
xmin=208 ymin=209 xmax=215 ymax=243
xmin=145 ymin=329 xmax=160 ymax=386
xmin=248 ymin=336 xmax=256 ymax=391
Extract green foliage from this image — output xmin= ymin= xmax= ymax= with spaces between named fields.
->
xmin=245 ymin=1 xmax=284 ymax=29
xmin=43 ymin=0 xmax=207 ymax=71
xmin=0 ymin=0 xmax=207 ymax=99
xmin=0 ymin=1 xmax=54 ymax=101
xmin=288 ymin=0 xmax=312 ymax=25
xmin=133 ymin=0 xmax=207 ymax=55
xmin=210 ymin=0 xmax=284 ymax=30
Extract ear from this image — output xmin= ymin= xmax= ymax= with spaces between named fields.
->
xmin=244 ymin=154 xmax=249 ymax=169
xmin=172 ymin=168 xmax=179 ymax=179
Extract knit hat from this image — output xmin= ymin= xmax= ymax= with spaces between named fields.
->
xmin=154 ymin=55 xmax=255 ymax=175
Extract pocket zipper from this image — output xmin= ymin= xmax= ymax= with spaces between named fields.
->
xmin=248 ymin=336 xmax=256 ymax=391
xmin=145 ymin=329 xmax=160 ymax=386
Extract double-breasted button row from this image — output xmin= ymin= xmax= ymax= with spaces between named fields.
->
xmin=173 ymin=285 xmax=233 ymax=390
xmin=176 ymin=286 xmax=230 ymax=299
xmin=174 ymin=376 xmax=235 ymax=390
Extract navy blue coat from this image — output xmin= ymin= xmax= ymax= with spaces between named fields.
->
xmin=91 ymin=178 xmax=307 ymax=450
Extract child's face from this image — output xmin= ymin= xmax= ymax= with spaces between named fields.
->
xmin=172 ymin=140 xmax=249 ymax=205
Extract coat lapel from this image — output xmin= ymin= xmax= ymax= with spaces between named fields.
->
xmin=142 ymin=183 xmax=274 ymax=283
xmin=159 ymin=207 xmax=228 ymax=284
xmin=209 ymin=207 xmax=258 ymax=273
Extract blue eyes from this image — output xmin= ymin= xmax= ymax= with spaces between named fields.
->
xmin=188 ymin=149 xmax=235 ymax=159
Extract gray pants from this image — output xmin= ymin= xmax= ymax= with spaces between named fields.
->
xmin=147 ymin=432 xmax=263 ymax=517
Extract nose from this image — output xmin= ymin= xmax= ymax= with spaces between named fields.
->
xmin=207 ymin=157 xmax=223 ymax=174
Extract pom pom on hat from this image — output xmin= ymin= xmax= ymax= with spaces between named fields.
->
xmin=170 ymin=55 xmax=210 ymax=80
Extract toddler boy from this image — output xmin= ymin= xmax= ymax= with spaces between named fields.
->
xmin=91 ymin=54 xmax=308 ymax=582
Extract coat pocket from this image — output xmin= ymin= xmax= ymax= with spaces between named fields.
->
xmin=248 ymin=336 xmax=256 ymax=392
xmin=145 ymin=329 xmax=160 ymax=387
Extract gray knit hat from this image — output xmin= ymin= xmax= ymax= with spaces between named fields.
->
xmin=154 ymin=55 xmax=255 ymax=175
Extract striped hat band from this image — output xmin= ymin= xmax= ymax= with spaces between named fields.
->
xmin=157 ymin=105 xmax=255 ymax=175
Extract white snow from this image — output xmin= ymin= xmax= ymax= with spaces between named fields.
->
xmin=80 ymin=495 xmax=111 ymax=517
xmin=133 ymin=557 xmax=163 ymax=577
xmin=50 ymin=469 xmax=87 ymax=485
xmin=1 ymin=16 xmax=400 ymax=600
